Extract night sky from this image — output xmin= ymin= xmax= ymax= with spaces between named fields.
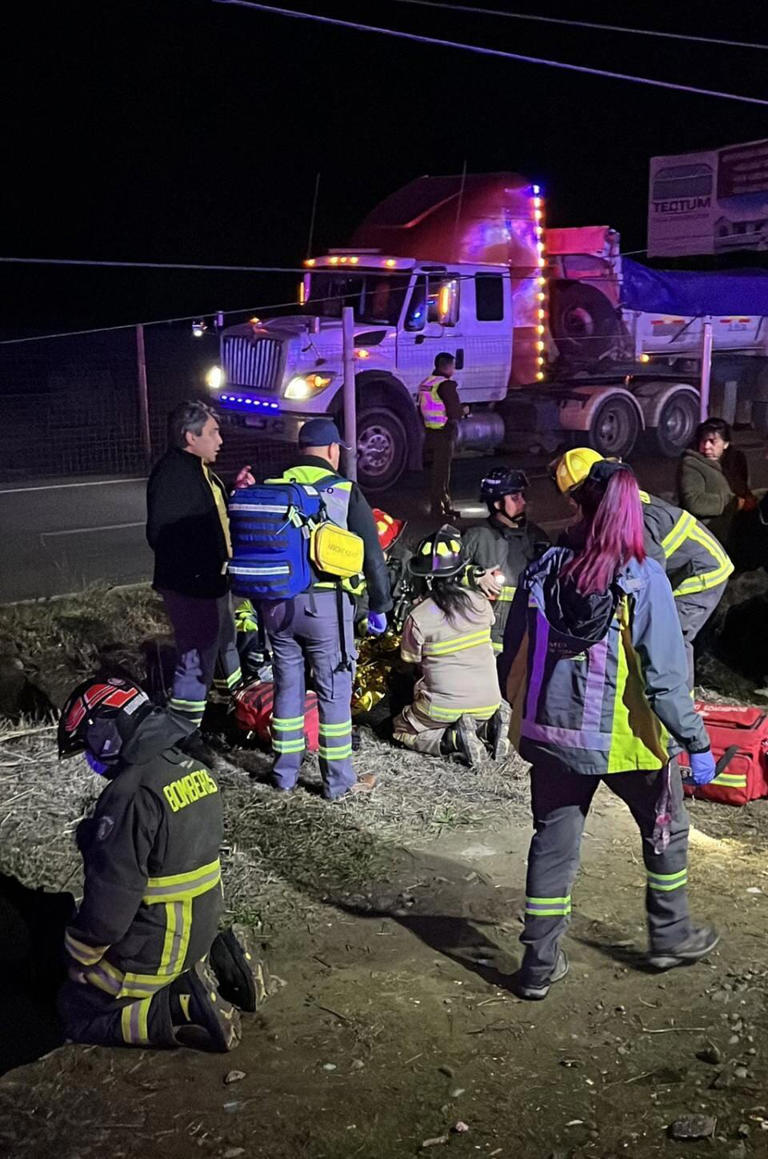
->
xmin=3 ymin=0 xmax=767 ymax=339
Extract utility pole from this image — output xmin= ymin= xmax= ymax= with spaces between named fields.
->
xmin=342 ymin=306 xmax=357 ymax=480
xmin=136 ymin=324 xmax=152 ymax=466
xmin=699 ymin=316 xmax=713 ymax=420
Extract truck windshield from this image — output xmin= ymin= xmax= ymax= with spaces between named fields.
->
xmin=306 ymin=272 xmax=410 ymax=325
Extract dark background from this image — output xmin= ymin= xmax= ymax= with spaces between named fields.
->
xmin=2 ymin=0 xmax=767 ymax=340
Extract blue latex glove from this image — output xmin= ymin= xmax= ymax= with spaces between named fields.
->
xmin=689 ymin=750 xmax=716 ymax=785
xmin=367 ymin=611 xmax=388 ymax=636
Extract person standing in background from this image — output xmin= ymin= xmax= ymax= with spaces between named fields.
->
xmin=418 ymin=352 xmax=464 ymax=520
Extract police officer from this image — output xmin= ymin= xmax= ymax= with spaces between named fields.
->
xmin=259 ymin=418 xmax=392 ymax=800
xmin=418 ymin=352 xmax=464 ymax=519
xmin=56 ymin=675 xmax=260 ymax=1051
xmin=553 ymin=448 xmax=733 ymax=688
xmin=463 ymin=468 xmax=551 ymax=656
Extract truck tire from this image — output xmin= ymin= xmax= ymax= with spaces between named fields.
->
xmin=549 ymin=281 xmax=622 ymax=364
xmin=355 ymin=408 xmax=408 ymax=492
xmin=589 ymin=395 xmax=640 ymax=459
xmin=649 ymin=389 xmax=700 ymax=458
xmin=752 ymin=401 xmax=768 ymax=438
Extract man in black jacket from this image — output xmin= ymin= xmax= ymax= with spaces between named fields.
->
xmin=56 ymin=675 xmax=261 ymax=1051
xmin=463 ymin=468 xmax=551 ymax=655
xmin=147 ymin=401 xmax=247 ymax=740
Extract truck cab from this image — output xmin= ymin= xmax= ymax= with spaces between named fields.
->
xmin=209 ymin=252 xmax=525 ymax=490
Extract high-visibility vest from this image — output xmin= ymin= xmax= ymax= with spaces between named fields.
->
xmin=418 ymin=375 xmax=448 ymax=430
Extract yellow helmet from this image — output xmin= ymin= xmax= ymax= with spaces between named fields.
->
xmin=552 ymin=447 xmax=605 ymax=494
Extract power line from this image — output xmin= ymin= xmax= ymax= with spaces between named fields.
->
xmin=0 ymin=256 xmax=308 ymax=273
xmin=213 ymin=0 xmax=768 ymax=106
xmin=391 ymin=0 xmax=768 ymax=52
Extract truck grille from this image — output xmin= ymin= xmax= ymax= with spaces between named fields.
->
xmin=223 ymin=336 xmax=282 ymax=393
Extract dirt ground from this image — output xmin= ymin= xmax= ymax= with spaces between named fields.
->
xmin=2 ymin=773 xmax=767 ymax=1159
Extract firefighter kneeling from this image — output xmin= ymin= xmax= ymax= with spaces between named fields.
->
xmin=57 ymin=676 xmax=264 ymax=1052
xmin=393 ymin=526 xmax=511 ymax=766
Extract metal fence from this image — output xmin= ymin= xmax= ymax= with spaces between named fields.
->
xmin=0 ymin=325 xmax=295 ymax=484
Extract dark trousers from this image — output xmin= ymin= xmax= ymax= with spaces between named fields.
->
xmin=58 ymin=978 xmax=177 ymax=1047
xmin=675 ymin=582 xmax=727 ymax=689
xmin=160 ymin=590 xmax=242 ymax=728
xmin=260 ymin=590 xmax=357 ymax=799
xmin=521 ymin=762 xmax=691 ymax=984
xmin=424 ymin=428 xmax=455 ymax=515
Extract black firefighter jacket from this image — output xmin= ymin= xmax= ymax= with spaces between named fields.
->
xmin=64 ymin=711 xmax=223 ymax=1003
xmin=463 ymin=516 xmax=551 ymax=652
xmin=147 ymin=447 xmax=231 ymax=598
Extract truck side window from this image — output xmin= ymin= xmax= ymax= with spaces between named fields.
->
xmin=475 ymin=275 xmax=504 ymax=321
xmin=428 ymin=277 xmax=459 ymax=326
xmin=404 ymin=277 xmax=427 ymax=331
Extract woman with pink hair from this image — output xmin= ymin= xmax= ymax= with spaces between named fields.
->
xmin=499 ymin=459 xmax=719 ymax=1000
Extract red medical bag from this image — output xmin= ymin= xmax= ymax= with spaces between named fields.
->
xmin=679 ymin=702 xmax=768 ymax=806
xmin=232 ymin=680 xmax=320 ymax=752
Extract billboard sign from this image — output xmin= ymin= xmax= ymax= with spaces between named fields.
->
xmin=648 ymin=139 xmax=768 ymax=258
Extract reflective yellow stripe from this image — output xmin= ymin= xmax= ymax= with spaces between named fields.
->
xmin=429 ymin=702 xmax=499 ymax=721
xmin=121 ymin=997 xmax=152 ymax=1045
xmin=498 ymin=586 xmax=516 ymax=601
xmin=318 ymin=743 xmax=353 ymax=760
xmin=273 ymin=738 xmax=305 ymax=753
xmin=319 ymin=721 xmax=351 ymax=736
xmin=64 ymin=931 xmax=109 ymax=966
xmin=424 ymin=629 xmax=492 ymax=656
xmin=673 ymin=524 xmax=733 ymax=595
xmin=272 ymin=716 xmax=304 ymax=730
xmin=492 ymin=641 xmax=503 ymax=653
xmin=661 ymin=511 xmax=695 ymax=558
xmin=713 ymin=773 xmax=747 ymax=787
xmin=84 ymin=958 xmax=123 ymax=995
xmin=159 ymin=902 xmax=177 ymax=975
xmin=143 ymin=858 xmax=221 ymax=904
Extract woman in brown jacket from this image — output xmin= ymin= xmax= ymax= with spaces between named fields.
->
xmin=678 ymin=418 xmax=757 ymax=566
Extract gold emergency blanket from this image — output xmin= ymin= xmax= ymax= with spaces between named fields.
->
xmin=352 ymin=630 xmax=403 ymax=713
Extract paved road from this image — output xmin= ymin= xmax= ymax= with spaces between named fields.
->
xmin=3 ymin=435 xmax=767 ymax=603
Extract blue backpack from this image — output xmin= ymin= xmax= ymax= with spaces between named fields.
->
xmin=228 ymin=481 xmax=325 ymax=601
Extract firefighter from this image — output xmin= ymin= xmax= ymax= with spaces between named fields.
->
xmin=418 ymin=352 xmax=464 ymax=519
xmin=393 ymin=525 xmax=511 ymax=766
xmin=353 ymin=508 xmax=410 ymax=634
xmin=463 ymin=468 xmax=551 ymax=656
xmin=499 ymin=462 xmax=718 ymax=1000
xmin=258 ymin=418 xmax=392 ymax=799
xmin=56 ymin=675 xmax=260 ymax=1051
xmin=554 ymin=447 xmax=733 ymax=688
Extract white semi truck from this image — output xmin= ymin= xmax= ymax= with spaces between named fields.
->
xmin=207 ymin=173 xmax=768 ymax=490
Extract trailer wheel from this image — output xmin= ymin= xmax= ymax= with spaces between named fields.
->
xmin=589 ymin=395 xmax=639 ymax=459
xmin=356 ymin=408 xmax=408 ymax=491
xmin=650 ymin=390 xmax=700 ymax=457
xmin=752 ymin=401 xmax=768 ymax=438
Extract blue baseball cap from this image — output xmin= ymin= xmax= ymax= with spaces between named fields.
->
xmin=298 ymin=417 xmax=351 ymax=449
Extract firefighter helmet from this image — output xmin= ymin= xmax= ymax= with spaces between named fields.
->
xmin=551 ymin=447 xmax=605 ymax=494
xmin=408 ymin=524 xmax=466 ymax=578
xmin=480 ymin=468 xmax=530 ymax=507
xmin=58 ymin=676 xmax=151 ymax=767
xmin=372 ymin=508 xmax=407 ymax=552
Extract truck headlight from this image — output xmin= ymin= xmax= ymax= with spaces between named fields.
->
xmin=285 ymin=373 xmax=333 ymax=400
xmin=206 ymin=365 xmax=225 ymax=390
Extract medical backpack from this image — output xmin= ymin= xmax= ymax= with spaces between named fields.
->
xmin=228 ymin=480 xmax=364 ymax=601
xmin=232 ymin=680 xmax=320 ymax=752
xmin=679 ymin=702 xmax=768 ymax=806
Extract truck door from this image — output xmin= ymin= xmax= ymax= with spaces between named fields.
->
xmin=395 ymin=274 xmax=461 ymax=401
xmin=451 ymin=274 xmax=512 ymax=404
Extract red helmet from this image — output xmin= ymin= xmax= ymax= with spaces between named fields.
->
xmin=372 ymin=508 xmax=406 ymax=552
xmin=58 ymin=676 xmax=151 ymax=768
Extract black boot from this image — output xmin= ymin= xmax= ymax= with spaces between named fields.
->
xmin=178 ymin=729 xmax=218 ymax=768
xmin=483 ymin=701 xmax=511 ymax=761
xmin=210 ymin=926 xmax=269 ymax=1013
xmin=440 ymin=716 xmax=485 ymax=767
xmin=170 ymin=959 xmax=242 ymax=1051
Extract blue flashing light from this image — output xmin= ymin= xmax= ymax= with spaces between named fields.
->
xmin=219 ymin=392 xmax=281 ymax=413
xmin=532 ymin=184 xmax=541 ymax=195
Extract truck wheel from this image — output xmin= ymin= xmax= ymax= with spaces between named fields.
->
xmin=650 ymin=390 xmax=700 ymax=457
xmin=549 ymin=282 xmax=622 ymax=364
xmin=356 ymin=408 xmax=408 ymax=491
xmin=752 ymin=401 xmax=768 ymax=438
xmin=589 ymin=395 xmax=639 ymax=459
